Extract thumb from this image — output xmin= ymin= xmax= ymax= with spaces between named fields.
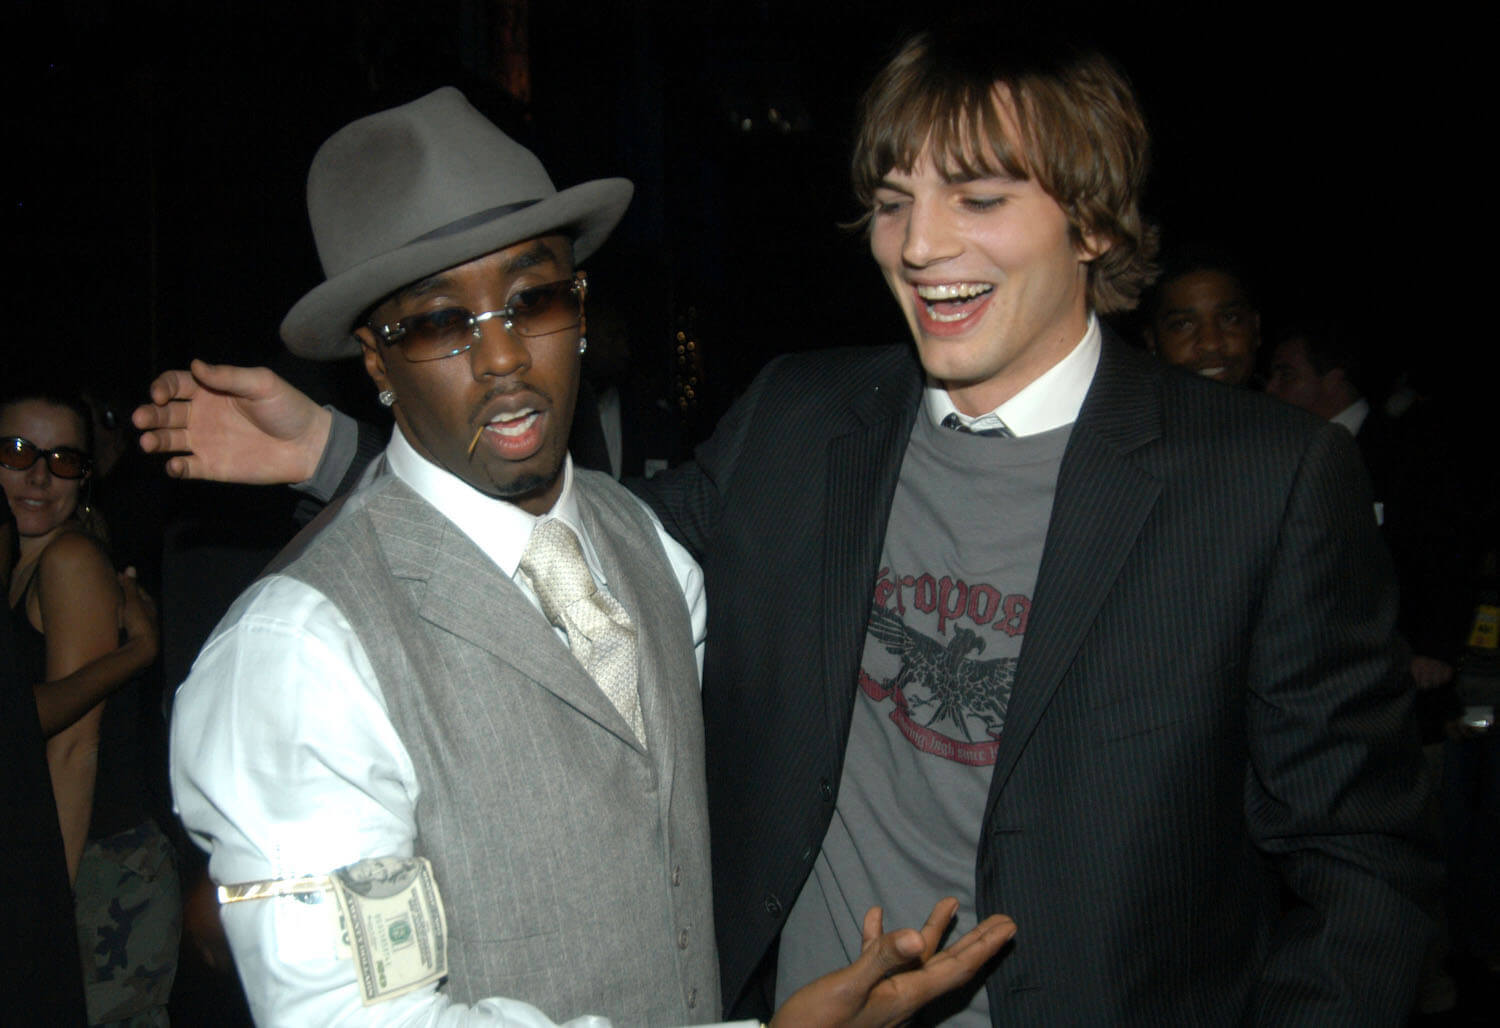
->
xmin=190 ymin=358 xmax=268 ymax=399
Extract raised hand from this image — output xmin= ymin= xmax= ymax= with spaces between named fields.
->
xmin=133 ymin=359 xmax=333 ymax=484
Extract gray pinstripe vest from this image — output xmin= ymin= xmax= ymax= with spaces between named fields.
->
xmin=284 ymin=469 xmax=719 ymax=1023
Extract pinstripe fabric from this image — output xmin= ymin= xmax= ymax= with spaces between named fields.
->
xmin=636 ymin=332 xmax=1435 ymax=1026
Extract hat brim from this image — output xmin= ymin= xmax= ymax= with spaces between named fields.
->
xmin=280 ymin=177 xmax=633 ymax=360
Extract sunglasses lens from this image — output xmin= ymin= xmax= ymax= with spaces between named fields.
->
xmin=50 ymin=450 xmax=89 ymax=479
xmin=397 ymin=308 xmax=476 ymax=361
xmin=384 ymin=276 xmax=584 ymax=360
xmin=508 ymin=280 xmax=582 ymax=338
xmin=0 ymin=438 xmax=33 ymax=472
xmin=0 ymin=438 xmax=88 ymax=478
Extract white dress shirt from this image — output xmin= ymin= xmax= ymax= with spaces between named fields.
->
xmin=1330 ymin=397 xmax=1371 ymax=437
xmin=171 ymin=431 xmax=729 ymax=1027
xmin=924 ymin=314 xmax=1101 ymax=436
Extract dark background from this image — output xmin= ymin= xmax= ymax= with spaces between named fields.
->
xmin=5 ymin=0 xmax=1478 ymax=430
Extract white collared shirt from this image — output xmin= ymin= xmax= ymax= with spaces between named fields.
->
xmin=1330 ymin=397 xmax=1370 ymax=437
xmin=385 ymin=430 xmax=654 ymax=644
xmin=171 ymin=433 xmax=721 ymax=1027
xmin=924 ymin=314 xmax=1102 ymax=437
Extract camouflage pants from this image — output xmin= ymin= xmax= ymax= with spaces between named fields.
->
xmin=74 ymin=820 xmax=182 ymax=1026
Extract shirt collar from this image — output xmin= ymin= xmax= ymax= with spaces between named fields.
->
xmin=384 ymin=429 xmax=606 ymax=583
xmin=1329 ymin=397 xmax=1370 ymax=436
xmin=924 ymin=314 xmax=1102 ymax=437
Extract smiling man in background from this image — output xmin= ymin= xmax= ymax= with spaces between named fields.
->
xmin=1144 ymin=255 xmax=1262 ymax=387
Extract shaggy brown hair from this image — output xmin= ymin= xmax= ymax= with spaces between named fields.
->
xmin=852 ymin=29 xmax=1158 ymax=313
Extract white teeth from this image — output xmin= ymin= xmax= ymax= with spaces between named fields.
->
xmin=489 ymin=407 xmax=535 ymax=423
xmin=1196 ymin=367 xmax=1226 ymax=379
xmin=487 ymin=411 xmax=538 ymax=437
xmin=927 ymin=306 xmax=973 ymax=323
xmin=915 ymin=282 xmax=992 ymax=301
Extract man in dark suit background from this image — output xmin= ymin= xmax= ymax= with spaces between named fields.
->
xmin=1267 ymin=323 xmax=1472 ymax=691
xmin=133 ymin=26 xmax=1435 ymax=1026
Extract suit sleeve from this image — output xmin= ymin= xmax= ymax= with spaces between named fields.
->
xmin=292 ymin=407 xmax=388 ymax=521
xmin=627 ymin=356 xmax=785 ymax=564
xmin=1243 ymin=422 xmax=1438 ymax=1023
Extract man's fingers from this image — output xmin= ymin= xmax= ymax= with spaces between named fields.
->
xmin=138 ymin=427 xmax=195 ymax=456
xmin=916 ymin=897 xmax=960 ymax=959
xmin=164 ymin=455 xmax=197 ymax=479
xmin=144 ymin=367 xmax=202 ymax=408
xmin=855 ymin=926 xmax=927 ymax=986
xmin=929 ymin=914 xmax=1015 ymax=970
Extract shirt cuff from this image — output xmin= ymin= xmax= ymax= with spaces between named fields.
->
xmin=293 ymin=406 xmax=369 ymax=503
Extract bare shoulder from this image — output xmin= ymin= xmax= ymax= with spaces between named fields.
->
xmin=37 ymin=529 xmax=117 ymax=604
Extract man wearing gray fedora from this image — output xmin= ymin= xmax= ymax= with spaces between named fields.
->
xmin=163 ymin=88 xmax=1010 ymax=1026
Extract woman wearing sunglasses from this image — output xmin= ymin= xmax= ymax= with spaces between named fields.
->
xmin=1 ymin=385 xmax=179 ymax=1024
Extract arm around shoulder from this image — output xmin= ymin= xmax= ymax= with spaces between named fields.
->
xmin=628 ymin=354 xmax=789 ymax=562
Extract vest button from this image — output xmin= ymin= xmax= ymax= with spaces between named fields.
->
xmin=672 ymin=865 xmax=682 ymax=886
xmin=819 ymin=778 xmax=833 ymax=803
xmin=678 ymin=928 xmax=689 ymax=949
xmin=687 ymin=987 xmax=698 ymax=1009
xmin=764 ymin=893 xmax=783 ymax=916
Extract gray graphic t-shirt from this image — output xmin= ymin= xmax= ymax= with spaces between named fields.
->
xmin=777 ymin=411 xmax=1070 ymax=1024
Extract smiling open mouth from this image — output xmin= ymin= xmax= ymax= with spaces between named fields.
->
xmin=915 ymin=282 xmax=993 ymax=323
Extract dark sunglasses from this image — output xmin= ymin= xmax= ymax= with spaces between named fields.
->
xmin=0 ymin=436 xmax=92 ymax=479
xmin=370 ymin=272 xmax=587 ymax=363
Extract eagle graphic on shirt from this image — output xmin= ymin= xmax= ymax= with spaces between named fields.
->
xmin=859 ymin=601 xmax=1018 ymax=765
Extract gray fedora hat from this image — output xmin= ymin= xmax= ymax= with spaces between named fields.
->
xmin=281 ymin=87 xmax=632 ymax=360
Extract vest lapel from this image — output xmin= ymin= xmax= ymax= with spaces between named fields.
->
xmin=369 ymin=481 xmax=641 ymax=745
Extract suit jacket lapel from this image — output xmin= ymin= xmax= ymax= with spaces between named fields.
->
xmin=987 ymin=340 xmax=1164 ymax=802
xmin=368 ymin=480 xmax=639 ymax=746
xmin=822 ymin=350 xmax=924 ymax=748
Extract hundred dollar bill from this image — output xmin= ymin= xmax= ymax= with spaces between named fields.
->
xmin=331 ymin=857 xmax=449 ymax=1005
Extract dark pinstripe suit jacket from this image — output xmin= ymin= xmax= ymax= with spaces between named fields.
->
xmin=635 ymin=332 xmax=1435 ymax=1026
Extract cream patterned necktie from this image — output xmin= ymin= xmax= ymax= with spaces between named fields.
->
xmin=520 ymin=519 xmax=645 ymax=746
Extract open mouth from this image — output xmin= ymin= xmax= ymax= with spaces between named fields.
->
xmin=488 ymin=408 xmax=539 ymax=437
xmin=915 ymin=282 xmax=994 ymax=324
xmin=470 ymin=405 xmax=547 ymax=462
